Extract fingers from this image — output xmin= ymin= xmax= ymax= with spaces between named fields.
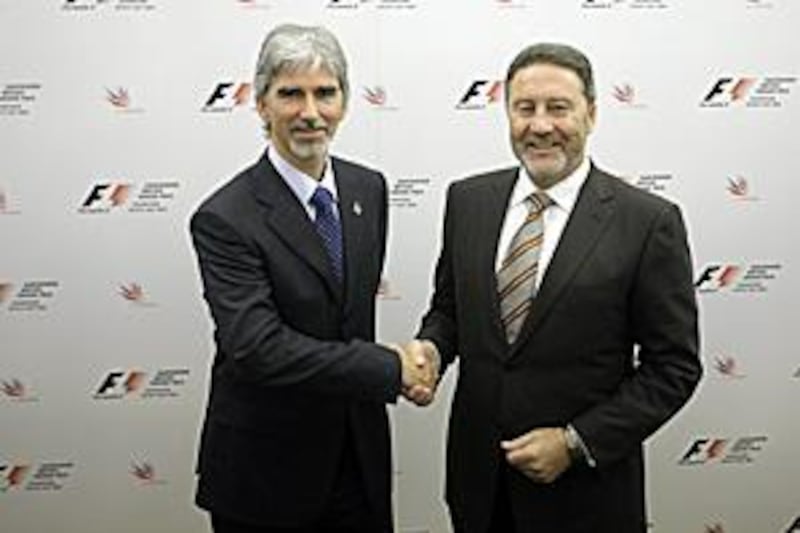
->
xmin=500 ymin=427 xmax=571 ymax=484
xmin=390 ymin=340 xmax=441 ymax=406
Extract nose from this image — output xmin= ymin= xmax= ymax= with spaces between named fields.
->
xmin=299 ymin=94 xmax=321 ymax=122
xmin=528 ymin=112 xmax=554 ymax=134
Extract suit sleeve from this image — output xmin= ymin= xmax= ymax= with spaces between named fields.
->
xmin=190 ymin=205 xmax=401 ymax=403
xmin=572 ymin=203 xmax=702 ymax=466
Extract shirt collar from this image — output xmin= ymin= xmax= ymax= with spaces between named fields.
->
xmin=268 ymin=145 xmax=338 ymax=207
xmin=511 ymin=156 xmax=591 ymax=212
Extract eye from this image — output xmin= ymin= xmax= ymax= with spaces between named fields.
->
xmin=513 ymin=102 xmax=536 ymax=116
xmin=276 ymin=87 xmax=303 ymax=99
xmin=547 ymin=101 xmax=571 ymax=115
xmin=315 ymin=86 xmax=339 ymax=100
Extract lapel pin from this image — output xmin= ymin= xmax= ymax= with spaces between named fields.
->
xmin=353 ymin=201 xmax=362 ymax=216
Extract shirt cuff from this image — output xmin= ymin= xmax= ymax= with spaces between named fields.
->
xmin=565 ymin=424 xmax=597 ymax=468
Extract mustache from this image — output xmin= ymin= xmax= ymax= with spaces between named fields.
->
xmin=292 ymin=117 xmax=328 ymax=132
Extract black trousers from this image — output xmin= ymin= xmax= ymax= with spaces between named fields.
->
xmin=487 ymin=463 xmax=516 ymax=533
xmin=211 ymin=438 xmax=380 ymax=533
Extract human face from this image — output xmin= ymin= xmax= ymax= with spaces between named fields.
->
xmin=507 ymin=63 xmax=596 ymax=189
xmin=257 ymin=65 xmax=345 ymax=179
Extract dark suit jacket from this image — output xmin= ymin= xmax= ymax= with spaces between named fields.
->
xmin=190 ymin=151 xmax=400 ymax=530
xmin=419 ymin=165 xmax=701 ymax=533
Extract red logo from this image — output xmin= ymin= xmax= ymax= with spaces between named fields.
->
xmin=713 ymin=356 xmax=744 ymax=378
xmin=119 ymin=282 xmax=145 ymax=302
xmin=613 ymin=83 xmax=635 ymax=104
xmin=106 ymin=87 xmax=130 ymax=108
xmin=364 ymin=86 xmax=387 ymax=106
xmin=1 ymin=379 xmax=26 ymax=398
xmin=727 ymin=176 xmax=748 ymax=197
xmin=131 ymin=461 xmax=155 ymax=482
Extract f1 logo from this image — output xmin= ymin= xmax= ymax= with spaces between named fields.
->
xmin=95 ymin=370 xmax=146 ymax=397
xmin=695 ymin=264 xmax=740 ymax=292
xmin=703 ymin=78 xmax=756 ymax=104
xmin=81 ymin=183 xmax=131 ymax=209
xmin=457 ymin=80 xmax=503 ymax=108
xmin=204 ymin=82 xmax=252 ymax=110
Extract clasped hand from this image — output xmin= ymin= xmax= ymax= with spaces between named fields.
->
xmin=393 ymin=340 xmax=440 ymax=406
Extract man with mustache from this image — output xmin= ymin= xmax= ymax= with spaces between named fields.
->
xmin=190 ymin=24 xmax=436 ymax=533
xmin=415 ymin=43 xmax=701 ymax=532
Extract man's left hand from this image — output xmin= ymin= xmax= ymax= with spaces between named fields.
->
xmin=501 ymin=427 xmax=571 ymax=484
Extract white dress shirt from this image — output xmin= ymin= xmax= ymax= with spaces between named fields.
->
xmin=495 ymin=157 xmax=591 ymax=286
xmin=267 ymin=145 xmax=340 ymax=221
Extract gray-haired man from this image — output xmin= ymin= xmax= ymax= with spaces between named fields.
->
xmin=190 ymin=24 xmax=435 ymax=533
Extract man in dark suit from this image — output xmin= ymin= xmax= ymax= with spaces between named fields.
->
xmin=190 ymin=24 xmax=435 ymax=533
xmin=415 ymin=43 xmax=702 ymax=532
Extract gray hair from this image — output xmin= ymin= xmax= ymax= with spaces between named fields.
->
xmin=505 ymin=43 xmax=595 ymax=103
xmin=254 ymin=24 xmax=349 ymax=104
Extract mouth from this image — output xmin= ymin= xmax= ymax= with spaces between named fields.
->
xmin=292 ymin=127 xmax=328 ymax=141
xmin=525 ymin=143 xmax=561 ymax=157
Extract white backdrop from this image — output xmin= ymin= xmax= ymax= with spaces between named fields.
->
xmin=1 ymin=1 xmax=798 ymax=532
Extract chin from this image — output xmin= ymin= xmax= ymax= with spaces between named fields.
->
xmin=290 ymin=140 xmax=329 ymax=161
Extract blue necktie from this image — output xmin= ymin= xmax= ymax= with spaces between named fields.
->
xmin=310 ymin=187 xmax=343 ymax=282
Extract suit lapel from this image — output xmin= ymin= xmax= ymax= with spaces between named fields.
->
xmin=512 ymin=166 xmax=616 ymax=351
xmin=248 ymin=152 xmax=343 ymax=303
xmin=482 ymin=169 xmax=519 ymax=347
xmin=333 ymin=160 xmax=364 ymax=302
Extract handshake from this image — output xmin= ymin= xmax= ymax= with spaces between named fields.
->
xmin=390 ymin=340 xmax=441 ymax=406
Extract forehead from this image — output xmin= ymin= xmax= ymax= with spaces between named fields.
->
xmin=508 ymin=63 xmax=586 ymax=99
xmin=270 ymin=64 xmax=340 ymax=89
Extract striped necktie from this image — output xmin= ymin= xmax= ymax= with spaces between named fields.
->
xmin=497 ymin=191 xmax=551 ymax=344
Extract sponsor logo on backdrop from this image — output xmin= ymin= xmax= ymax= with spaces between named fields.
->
xmin=695 ymin=263 xmax=781 ymax=293
xmin=130 ymin=460 xmax=166 ymax=485
xmin=0 ymin=186 xmax=21 ymax=214
xmin=202 ymin=82 xmax=252 ymax=112
xmin=495 ymin=0 xmax=537 ymax=9
xmin=1 ymin=379 xmax=39 ymax=403
xmin=0 ymin=83 xmax=41 ymax=117
xmin=713 ymin=355 xmax=745 ymax=379
xmin=363 ymin=86 xmax=399 ymax=110
xmin=78 ymin=181 xmax=180 ymax=214
xmin=786 ymin=516 xmax=800 ymax=532
xmin=746 ymin=0 xmax=775 ymax=8
xmin=327 ymin=0 xmax=367 ymax=8
xmin=93 ymin=368 xmax=190 ymax=400
xmin=678 ymin=435 xmax=768 ymax=465
xmin=105 ymin=87 xmax=144 ymax=113
xmin=726 ymin=175 xmax=759 ymax=201
xmin=701 ymin=76 xmax=797 ymax=108
xmin=62 ymin=0 xmax=157 ymax=12
xmin=582 ymin=0 xmax=669 ymax=9
xmin=327 ymin=0 xmax=419 ymax=9
xmin=1 ymin=281 xmax=60 ymax=312
xmin=0 ymin=464 xmax=31 ymax=492
xmin=375 ymin=0 xmax=418 ymax=8
xmin=632 ymin=172 xmax=673 ymax=194
xmin=612 ymin=83 xmax=647 ymax=108
xmin=118 ymin=282 xmax=156 ymax=307
xmin=390 ymin=177 xmax=432 ymax=208
xmin=0 ymin=282 xmax=13 ymax=304
xmin=456 ymin=80 xmax=503 ymax=110
xmin=0 ymin=461 xmax=75 ymax=492
xmin=235 ymin=0 xmax=273 ymax=8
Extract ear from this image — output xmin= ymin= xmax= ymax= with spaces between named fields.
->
xmin=586 ymin=101 xmax=597 ymax=132
xmin=255 ymin=96 xmax=270 ymax=129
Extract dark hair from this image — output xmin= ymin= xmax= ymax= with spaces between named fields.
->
xmin=505 ymin=43 xmax=595 ymax=103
